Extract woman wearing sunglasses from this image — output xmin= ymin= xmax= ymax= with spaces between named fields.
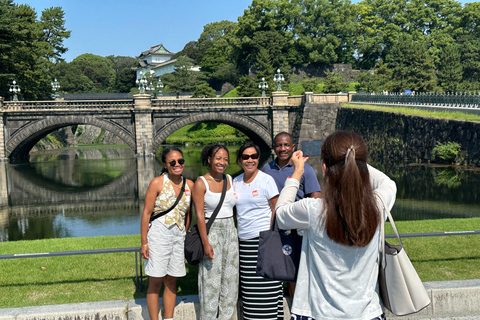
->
xmin=192 ymin=144 xmax=239 ymax=320
xmin=233 ymin=142 xmax=284 ymax=320
xmin=140 ymin=147 xmax=194 ymax=320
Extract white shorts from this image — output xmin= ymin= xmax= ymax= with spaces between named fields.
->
xmin=144 ymin=221 xmax=186 ymax=278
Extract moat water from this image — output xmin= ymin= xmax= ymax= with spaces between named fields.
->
xmin=1 ymin=146 xmax=479 ymax=242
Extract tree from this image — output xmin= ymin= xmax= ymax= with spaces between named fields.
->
xmin=192 ymin=83 xmax=216 ymax=98
xmin=161 ymin=56 xmax=205 ymax=93
xmin=0 ymin=3 xmax=70 ymax=100
xmin=385 ymin=34 xmax=436 ymax=92
xmin=295 ymin=0 xmax=357 ymax=65
xmin=323 ymin=73 xmax=348 ymax=93
xmin=171 ymin=41 xmax=203 ymax=64
xmin=237 ymin=75 xmax=261 ymax=97
xmin=437 ymin=43 xmax=462 ymax=92
xmin=39 ymin=6 xmax=71 ymax=62
xmin=53 ymin=61 xmax=94 ymax=93
xmin=70 ymin=53 xmax=115 ymax=92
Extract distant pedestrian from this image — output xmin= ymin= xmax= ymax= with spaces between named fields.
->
xmin=140 ymin=147 xmax=194 ymax=320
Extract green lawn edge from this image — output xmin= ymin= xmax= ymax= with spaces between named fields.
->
xmin=1 ymin=217 xmax=479 ymax=308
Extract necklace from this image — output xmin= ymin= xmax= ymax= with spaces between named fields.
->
xmin=208 ymin=173 xmax=222 ymax=182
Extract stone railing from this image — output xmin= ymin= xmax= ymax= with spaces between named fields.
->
xmin=2 ymin=99 xmax=134 ymax=110
xmin=287 ymin=95 xmax=304 ymax=106
xmin=352 ymin=92 xmax=480 ymax=109
xmin=151 ymin=97 xmax=271 ymax=108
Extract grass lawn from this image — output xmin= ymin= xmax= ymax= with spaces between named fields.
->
xmin=1 ymin=218 xmax=479 ymax=308
xmin=342 ymin=103 xmax=480 ymax=122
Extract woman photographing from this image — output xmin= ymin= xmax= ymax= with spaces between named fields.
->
xmin=275 ymin=130 xmax=397 ymax=320
xmin=140 ymin=148 xmax=194 ymax=320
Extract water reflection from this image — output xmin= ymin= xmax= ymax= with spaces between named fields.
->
xmin=0 ymin=147 xmax=479 ymax=242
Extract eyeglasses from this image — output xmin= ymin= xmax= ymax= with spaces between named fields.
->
xmin=241 ymin=153 xmax=259 ymax=161
xmin=168 ymin=159 xmax=185 ymax=166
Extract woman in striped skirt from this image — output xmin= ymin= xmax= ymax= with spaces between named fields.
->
xmin=233 ymin=142 xmax=284 ymax=320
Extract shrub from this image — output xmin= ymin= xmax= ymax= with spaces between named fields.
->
xmin=431 ymin=141 xmax=463 ymax=164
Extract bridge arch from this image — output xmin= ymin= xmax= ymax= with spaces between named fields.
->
xmin=6 ymin=115 xmax=135 ymax=162
xmin=152 ymin=112 xmax=272 ymax=152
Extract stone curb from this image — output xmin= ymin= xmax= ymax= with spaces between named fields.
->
xmin=1 ymin=280 xmax=480 ymax=320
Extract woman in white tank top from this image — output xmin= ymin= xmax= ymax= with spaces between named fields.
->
xmin=192 ymin=144 xmax=239 ymax=320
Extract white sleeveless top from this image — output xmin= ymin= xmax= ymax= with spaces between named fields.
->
xmin=199 ymin=174 xmax=236 ymax=219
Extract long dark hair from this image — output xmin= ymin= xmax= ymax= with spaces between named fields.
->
xmin=161 ymin=147 xmax=183 ymax=173
xmin=321 ymin=130 xmax=380 ymax=247
xmin=201 ymin=144 xmax=229 ymax=167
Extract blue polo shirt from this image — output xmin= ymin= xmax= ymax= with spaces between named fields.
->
xmin=262 ymin=159 xmax=321 ymax=200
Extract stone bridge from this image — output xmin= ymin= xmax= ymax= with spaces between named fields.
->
xmin=0 ymin=92 xmax=351 ymax=162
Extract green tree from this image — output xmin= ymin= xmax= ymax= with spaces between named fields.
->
xmin=237 ymin=75 xmax=261 ymax=97
xmin=323 ymin=73 xmax=348 ymax=93
xmin=172 ymin=41 xmax=203 ymax=64
xmin=70 ymin=53 xmax=115 ymax=92
xmin=0 ymin=2 xmax=70 ymax=100
xmin=53 ymin=61 xmax=94 ymax=93
xmin=161 ymin=56 xmax=205 ymax=93
xmin=39 ymin=6 xmax=71 ymax=62
xmin=295 ymin=0 xmax=357 ymax=65
xmin=385 ymin=34 xmax=436 ymax=92
xmin=192 ymin=83 xmax=216 ymax=98
xmin=437 ymin=43 xmax=462 ymax=92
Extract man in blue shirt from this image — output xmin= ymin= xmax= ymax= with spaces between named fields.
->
xmin=263 ymin=132 xmax=321 ymax=298
xmin=263 ymin=132 xmax=321 ymax=200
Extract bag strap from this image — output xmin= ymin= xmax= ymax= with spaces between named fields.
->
xmin=378 ymin=194 xmax=403 ymax=268
xmin=205 ymin=174 xmax=227 ymax=233
xmin=150 ymin=176 xmax=186 ymax=223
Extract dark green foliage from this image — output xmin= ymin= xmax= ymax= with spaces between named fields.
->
xmin=237 ymin=75 xmax=261 ymax=97
xmin=0 ymin=2 xmax=70 ymax=100
xmin=192 ymin=83 xmax=216 ymax=98
xmin=386 ymin=35 xmax=437 ymax=92
xmin=323 ymin=73 xmax=348 ymax=93
xmin=161 ymin=56 xmax=205 ymax=93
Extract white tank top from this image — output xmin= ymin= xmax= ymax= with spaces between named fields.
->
xmin=199 ymin=175 xmax=236 ymax=219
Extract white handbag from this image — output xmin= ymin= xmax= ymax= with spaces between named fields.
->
xmin=378 ymin=195 xmax=431 ymax=316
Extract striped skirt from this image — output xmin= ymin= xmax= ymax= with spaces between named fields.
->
xmin=239 ymin=237 xmax=284 ymax=320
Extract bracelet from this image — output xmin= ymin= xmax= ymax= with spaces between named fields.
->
xmin=141 ymin=244 xmax=148 ymax=247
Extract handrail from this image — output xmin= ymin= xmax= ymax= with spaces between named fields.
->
xmin=0 ymin=247 xmax=143 ymax=291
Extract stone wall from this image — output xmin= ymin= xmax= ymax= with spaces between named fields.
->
xmin=291 ymin=102 xmax=339 ymax=150
xmin=336 ymin=107 xmax=480 ymax=166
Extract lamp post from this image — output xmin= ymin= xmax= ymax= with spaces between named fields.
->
xmin=51 ymin=78 xmax=60 ymax=99
xmin=146 ymin=81 xmax=155 ymax=98
xmin=156 ymin=79 xmax=164 ymax=97
xmin=273 ymin=69 xmax=284 ymax=91
xmin=258 ymin=77 xmax=268 ymax=97
xmin=9 ymin=80 xmax=20 ymax=101
xmin=136 ymin=70 xmax=155 ymax=94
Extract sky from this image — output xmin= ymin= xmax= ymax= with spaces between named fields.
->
xmin=21 ymin=0 xmax=253 ymax=62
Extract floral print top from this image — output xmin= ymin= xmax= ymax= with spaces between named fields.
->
xmin=153 ymin=173 xmax=191 ymax=230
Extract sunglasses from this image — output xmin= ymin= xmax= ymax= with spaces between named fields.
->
xmin=168 ymin=159 xmax=185 ymax=166
xmin=241 ymin=153 xmax=259 ymax=161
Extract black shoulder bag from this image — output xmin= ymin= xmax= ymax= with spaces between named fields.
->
xmin=149 ymin=176 xmax=186 ymax=223
xmin=256 ymin=213 xmax=303 ymax=281
xmin=184 ymin=174 xmax=227 ymax=265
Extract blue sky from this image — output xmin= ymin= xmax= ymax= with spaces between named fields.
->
xmin=21 ymin=0 xmax=253 ymax=62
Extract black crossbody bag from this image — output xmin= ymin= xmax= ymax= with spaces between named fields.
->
xmin=149 ymin=176 xmax=186 ymax=223
xmin=184 ymin=174 xmax=227 ymax=265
